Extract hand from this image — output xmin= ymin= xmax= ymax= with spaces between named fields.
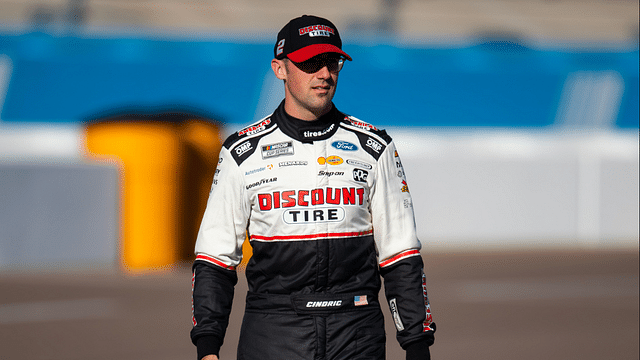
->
xmin=202 ymin=356 xmax=218 ymax=360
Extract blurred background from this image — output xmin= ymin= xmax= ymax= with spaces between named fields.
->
xmin=0 ymin=0 xmax=638 ymax=359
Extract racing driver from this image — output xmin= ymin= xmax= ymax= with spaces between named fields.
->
xmin=190 ymin=14 xmax=436 ymax=360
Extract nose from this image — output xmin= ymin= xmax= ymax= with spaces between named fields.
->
xmin=315 ymin=65 xmax=331 ymax=79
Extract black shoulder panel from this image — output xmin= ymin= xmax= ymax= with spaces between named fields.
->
xmin=341 ymin=116 xmax=393 ymax=143
xmin=223 ymin=117 xmax=275 ymax=150
xmin=223 ymin=117 xmax=276 ymax=166
xmin=353 ymin=131 xmax=387 ymax=161
xmin=228 ymin=137 xmax=261 ymax=165
xmin=340 ymin=116 xmax=392 ymax=161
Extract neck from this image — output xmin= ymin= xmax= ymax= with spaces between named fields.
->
xmin=283 ymin=100 xmax=332 ymax=121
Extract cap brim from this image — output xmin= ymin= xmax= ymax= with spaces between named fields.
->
xmin=287 ymin=44 xmax=352 ymax=62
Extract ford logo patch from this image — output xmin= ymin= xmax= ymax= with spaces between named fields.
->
xmin=331 ymin=141 xmax=358 ymax=151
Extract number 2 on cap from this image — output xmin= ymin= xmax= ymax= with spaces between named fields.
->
xmin=276 ymin=39 xmax=285 ymax=56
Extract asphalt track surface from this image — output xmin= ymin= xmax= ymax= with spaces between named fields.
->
xmin=1 ymin=249 xmax=638 ymax=360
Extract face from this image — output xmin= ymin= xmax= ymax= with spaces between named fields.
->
xmin=272 ymin=54 xmax=344 ymax=121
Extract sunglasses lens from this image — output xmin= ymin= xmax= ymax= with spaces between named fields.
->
xmin=295 ymin=57 xmax=345 ymax=73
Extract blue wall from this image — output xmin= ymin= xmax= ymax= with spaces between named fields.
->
xmin=1 ymin=31 xmax=637 ymax=128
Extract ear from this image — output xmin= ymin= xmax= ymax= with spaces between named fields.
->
xmin=271 ymin=59 xmax=287 ymax=81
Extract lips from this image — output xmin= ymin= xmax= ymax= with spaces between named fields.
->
xmin=312 ymin=84 xmax=331 ymax=92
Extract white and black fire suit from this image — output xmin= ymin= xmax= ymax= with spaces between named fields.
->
xmin=190 ymin=101 xmax=436 ymax=360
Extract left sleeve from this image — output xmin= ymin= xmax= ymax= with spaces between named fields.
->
xmin=369 ymin=140 xmax=436 ymax=356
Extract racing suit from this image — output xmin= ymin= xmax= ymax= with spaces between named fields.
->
xmin=190 ymin=101 xmax=436 ymax=360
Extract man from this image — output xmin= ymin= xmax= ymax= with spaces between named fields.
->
xmin=190 ymin=15 xmax=436 ymax=360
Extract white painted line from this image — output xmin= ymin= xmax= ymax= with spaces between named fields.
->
xmin=0 ymin=298 xmax=118 ymax=324
xmin=454 ymin=275 xmax=639 ymax=302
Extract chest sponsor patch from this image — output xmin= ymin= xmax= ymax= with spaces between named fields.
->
xmin=283 ymin=206 xmax=345 ymax=224
xmin=262 ymin=141 xmax=294 ymax=159
xmin=318 ymin=170 xmax=344 ymax=177
xmin=352 ymin=169 xmax=368 ymax=183
xmin=257 ymin=187 xmax=366 ymax=211
xmin=303 ymin=123 xmax=335 ymax=138
xmin=346 ymin=159 xmax=372 ymax=170
xmin=279 ymin=160 xmax=308 ymax=167
xmin=245 ymin=166 xmax=266 ymax=176
xmin=246 ymin=177 xmax=277 ymax=190
xmin=331 ymin=140 xmax=358 ymax=151
xmin=317 ymin=155 xmax=343 ymax=165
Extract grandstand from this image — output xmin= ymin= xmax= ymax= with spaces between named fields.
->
xmin=0 ymin=0 xmax=637 ymax=44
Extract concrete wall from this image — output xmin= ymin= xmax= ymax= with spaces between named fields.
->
xmin=0 ymin=160 xmax=119 ymax=270
xmin=393 ymin=129 xmax=639 ymax=251
xmin=1 ymin=125 xmax=636 ymax=271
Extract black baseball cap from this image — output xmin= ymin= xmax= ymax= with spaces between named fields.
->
xmin=274 ymin=15 xmax=352 ymax=62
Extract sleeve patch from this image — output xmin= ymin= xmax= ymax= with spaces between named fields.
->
xmin=389 ymin=298 xmax=405 ymax=331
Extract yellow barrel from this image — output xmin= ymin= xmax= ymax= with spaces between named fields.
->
xmin=84 ymin=118 xmax=252 ymax=272
xmin=180 ymin=120 xmax=253 ymax=270
xmin=177 ymin=120 xmax=224 ymax=262
xmin=84 ymin=121 xmax=184 ymax=271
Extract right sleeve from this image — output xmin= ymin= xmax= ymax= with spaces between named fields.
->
xmin=190 ymin=147 xmax=249 ymax=359
xmin=194 ymin=147 xmax=249 ymax=268
xmin=190 ymin=262 xmax=238 ymax=359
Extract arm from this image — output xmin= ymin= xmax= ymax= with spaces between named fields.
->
xmin=369 ymin=140 xmax=436 ymax=359
xmin=191 ymin=262 xmax=237 ymax=359
xmin=380 ymin=255 xmax=435 ymax=358
xmin=190 ymin=147 xmax=249 ymax=359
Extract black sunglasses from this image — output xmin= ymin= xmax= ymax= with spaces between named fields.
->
xmin=291 ymin=55 xmax=346 ymax=74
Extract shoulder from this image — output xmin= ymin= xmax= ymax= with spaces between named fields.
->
xmin=223 ymin=116 xmax=277 ymax=149
xmin=223 ymin=116 xmax=278 ymax=165
xmin=339 ymin=114 xmax=393 ymax=160
xmin=339 ymin=114 xmax=393 ymax=144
